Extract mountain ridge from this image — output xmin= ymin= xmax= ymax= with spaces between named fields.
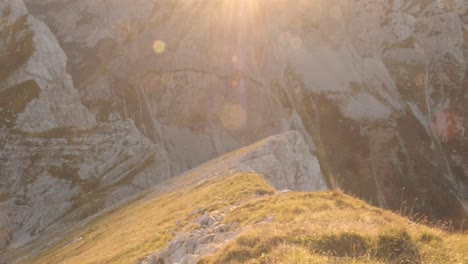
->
xmin=1 ymin=130 xmax=327 ymax=263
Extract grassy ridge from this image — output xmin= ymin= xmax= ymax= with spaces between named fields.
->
xmin=29 ymin=173 xmax=467 ymax=264
xmin=202 ymin=191 xmax=468 ymax=263
xmin=30 ymin=173 xmax=274 ymax=264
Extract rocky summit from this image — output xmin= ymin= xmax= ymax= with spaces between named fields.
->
xmin=0 ymin=0 xmax=467 ymax=263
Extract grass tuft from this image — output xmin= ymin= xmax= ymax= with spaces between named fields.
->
xmin=373 ymin=227 xmax=420 ymax=263
xmin=314 ymin=232 xmax=369 ymax=257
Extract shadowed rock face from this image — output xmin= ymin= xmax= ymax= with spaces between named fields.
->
xmin=1 ymin=0 xmax=467 ymax=254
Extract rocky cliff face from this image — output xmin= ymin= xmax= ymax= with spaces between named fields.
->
xmin=0 ymin=0 xmax=95 ymax=133
xmin=0 ymin=0 xmax=170 ymax=251
xmin=1 ymin=0 xmax=467 ymax=255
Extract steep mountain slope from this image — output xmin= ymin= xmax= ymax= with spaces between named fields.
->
xmin=11 ymin=164 xmax=467 ymax=263
xmin=198 ymin=188 xmax=467 ymax=264
xmin=0 ymin=0 xmax=170 ymax=251
xmin=23 ymin=0 xmax=468 ymax=225
xmin=2 ymin=131 xmax=327 ymax=263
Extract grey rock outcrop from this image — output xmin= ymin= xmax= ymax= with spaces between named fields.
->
xmin=0 ymin=121 xmax=171 ymax=250
xmin=142 ymin=212 xmax=238 ymax=264
xmin=0 ymin=0 xmax=95 ymax=133
xmin=178 ymin=130 xmax=327 ymax=193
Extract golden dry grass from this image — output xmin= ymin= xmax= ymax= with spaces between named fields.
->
xmin=201 ymin=191 xmax=468 ymax=264
xmin=27 ymin=173 xmax=468 ymax=264
xmin=29 ymin=173 xmax=274 ymax=264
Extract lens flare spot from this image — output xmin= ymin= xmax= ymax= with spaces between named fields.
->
xmin=232 ymin=55 xmax=239 ymax=64
xmin=231 ymin=79 xmax=239 ymax=88
xmin=220 ymin=103 xmax=247 ymax=131
xmin=153 ymin=40 xmax=166 ymax=54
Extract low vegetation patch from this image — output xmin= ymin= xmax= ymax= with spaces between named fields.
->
xmin=373 ymin=228 xmax=420 ymax=263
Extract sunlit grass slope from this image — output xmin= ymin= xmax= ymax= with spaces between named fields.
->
xmin=30 ymin=173 xmax=274 ymax=264
xmin=30 ymin=173 xmax=467 ymax=264
xmin=201 ymin=191 xmax=468 ymax=263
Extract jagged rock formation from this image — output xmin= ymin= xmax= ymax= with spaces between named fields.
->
xmin=0 ymin=0 xmax=95 ymax=133
xmin=177 ymin=130 xmax=327 ymax=193
xmin=0 ymin=122 xmax=170 ymax=250
xmin=1 ymin=0 xmax=468 ymax=257
xmin=0 ymin=0 xmax=170 ymax=252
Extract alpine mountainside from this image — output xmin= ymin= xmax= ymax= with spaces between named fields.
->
xmin=5 ymin=133 xmax=467 ymax=264
xmin=0 ymin=0 xmax=467 ymax=258
xmin=0 ymin=0 xmax=171 ymax=251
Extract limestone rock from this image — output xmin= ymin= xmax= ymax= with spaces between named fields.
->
xmin=0 ymin=121 xmax=171 ymax=250
xmin=144 ymin=212 xmax=238 ymax=264
xmin=197 ymin=212 xmax=215 ymax=227
xmin=0 ymin=0 xmax=96 ymax=133
xmin=0 ymin=0 xmax=171 ymax=252
xmin=186 ymin=130 xmax=328 ymax=192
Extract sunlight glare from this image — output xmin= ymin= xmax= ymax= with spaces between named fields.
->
xmin=231 ymin=79 xmax=239 ymax=88
xmin=153 ymin=40 xmax=166 ymax=54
